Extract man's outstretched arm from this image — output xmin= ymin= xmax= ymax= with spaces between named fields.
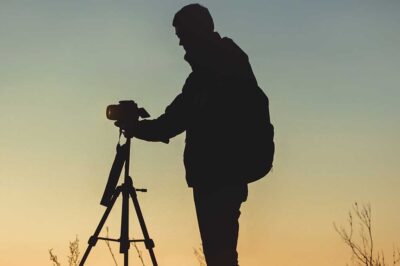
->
xmin=118 ymin=93 xmax=186 ymax=143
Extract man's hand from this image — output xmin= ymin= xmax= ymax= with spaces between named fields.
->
xmin=114 ymin=120 xmax=138 ymax=138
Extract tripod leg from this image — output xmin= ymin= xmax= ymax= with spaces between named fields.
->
xmin=79 ymin=189 xmax=122 ymax=266
xmin=124 ymin=252 xmax=129 ymax=266
xmin=120 ymin=183 xmax=130 ymax=266
xmin=129 ymin=189 xmax=158 ymax=266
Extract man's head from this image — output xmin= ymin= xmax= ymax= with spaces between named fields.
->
xmin=173 ymin=4 xmax=214 ymax=52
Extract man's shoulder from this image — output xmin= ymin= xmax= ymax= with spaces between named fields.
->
xmin=220 ymin=37 xmax=249 ymax=62
xmin=182 ymin=71 xmax=198 ymax=92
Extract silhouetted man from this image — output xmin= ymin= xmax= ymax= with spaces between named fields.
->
xmin=118 ymin=4 xmax=273 ymax=266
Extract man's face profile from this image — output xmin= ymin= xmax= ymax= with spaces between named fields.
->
xmin=175 ymin=26 xmax=204 ymax=53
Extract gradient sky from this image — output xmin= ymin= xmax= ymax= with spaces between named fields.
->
xmin=1 ymin=1 xmax=399 ymax=265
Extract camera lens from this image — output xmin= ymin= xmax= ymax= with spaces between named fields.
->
xmin=106 ymin=105 xmax=118 ymax=120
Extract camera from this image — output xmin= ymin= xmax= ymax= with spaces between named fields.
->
xmin=106 ymin=100 xmax=150 ymax=122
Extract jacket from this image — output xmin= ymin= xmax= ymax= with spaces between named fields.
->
xmin=134 ymin=32 xmax=274 ymax=187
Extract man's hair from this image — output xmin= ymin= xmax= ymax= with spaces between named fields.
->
xmin=172 ymin=4 xmax=214 ymax=32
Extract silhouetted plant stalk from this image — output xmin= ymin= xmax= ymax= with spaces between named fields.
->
xmin=334 ymin=202 xmax=400 ymax=266
xmin=194 ymin=246 xmax=206 ymax=266
xmin=105 ymin=227 xmax=118 ymax=266
xmin=68 ymin=236 xmax=80 ymax=266
xmin=49 ymin=248 xmax=61 ymax=266
xmin=132 ymin=237 xmax=146 ymax=266
xmin=49 ymin=236 xmax=80 ymax=266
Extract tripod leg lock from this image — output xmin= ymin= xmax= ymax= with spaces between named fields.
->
xmin=88 ymin=236 xmax=98 ymax=246
xmin=120 ymin=240 xmax=130 ymax=254
xmin=145 ymin=239 xmax=155 ymax=249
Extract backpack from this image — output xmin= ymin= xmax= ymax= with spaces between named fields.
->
xmin=239 ymin=86 xmax=275 ymax=184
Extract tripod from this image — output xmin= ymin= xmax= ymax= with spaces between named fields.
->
xmin=80 ymin=137 xmax=158 ymax=266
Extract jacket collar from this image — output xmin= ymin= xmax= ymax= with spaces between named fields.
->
xmin=184 ymin=32 xmax=222 ymax=72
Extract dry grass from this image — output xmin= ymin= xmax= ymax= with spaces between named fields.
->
xmin=49 ymin=229 xmax=147 ymax=266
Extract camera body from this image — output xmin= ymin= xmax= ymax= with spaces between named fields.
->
xmin=106 ymin=100 xmax=150 ymax=122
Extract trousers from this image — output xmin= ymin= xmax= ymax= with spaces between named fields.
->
xmin=193 ymin=184 xmax=248 ymax=266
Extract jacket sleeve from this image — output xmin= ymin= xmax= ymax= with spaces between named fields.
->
xmin=133 ymin=93 xmax=186 ymax=143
